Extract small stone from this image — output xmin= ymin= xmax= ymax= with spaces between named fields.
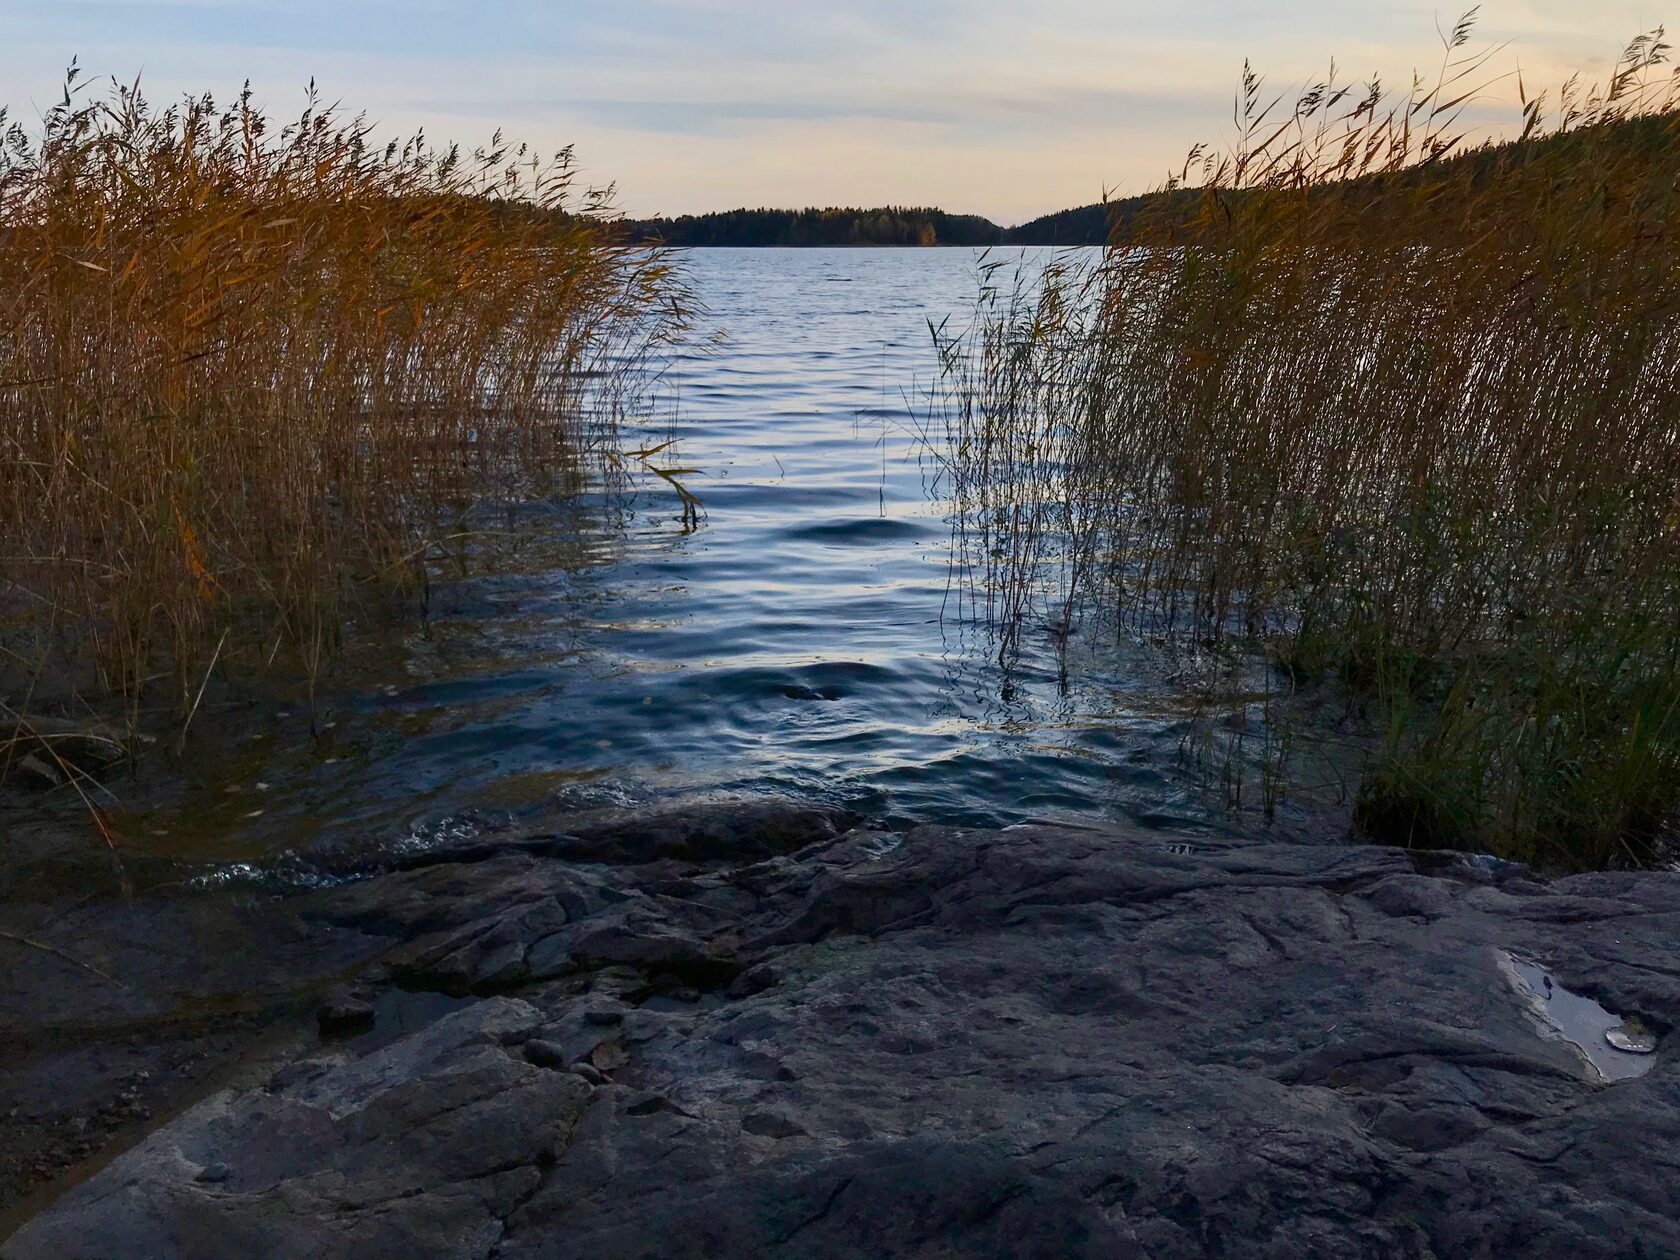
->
xmin=569 ymin=1062 xmax=607 ymax=1086
xmin=194 ymin=1161 xmax=230 ymax=1184
xmin=522 ymin=1039 xmax=569 ymax=1069
xmin=583 ymin=1007 xmax=624 ymax=1027
xmin=268 ymin=1059 xmax=332 ymax=1092
xmin=590 ymin=966 xmax=651 ymax=1000
xmin=728 ymin=964 xmax=776 ymax=999
xmin=316 ymin=989 xmax=375 ymax=1037
xmin=740 ymin=1108 xmax=806 ymax=1140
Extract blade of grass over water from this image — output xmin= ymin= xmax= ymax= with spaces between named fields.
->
xmin=935 ymin=17 xmax=1680 ymax=869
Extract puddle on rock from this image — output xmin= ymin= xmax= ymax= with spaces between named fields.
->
xmin=1498 ymin=950 xmax=1657 ymax=1083
xmin=343 ymin=989 xmax=479 ymax=1054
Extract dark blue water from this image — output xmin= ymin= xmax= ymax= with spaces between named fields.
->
xmin=85 ymin=248 xmax=1241 ymax=872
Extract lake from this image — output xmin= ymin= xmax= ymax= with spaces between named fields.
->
xmin=16 ymin=247 xmax=1262 ymax=877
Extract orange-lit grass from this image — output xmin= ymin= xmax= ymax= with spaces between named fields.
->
xmin=0 ymin=73 xmax=685 ymax=726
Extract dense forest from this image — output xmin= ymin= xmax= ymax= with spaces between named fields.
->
xmin=623 ymin=189 xmax=1191 ymax=247
xmin=1000 ymin=202 xmax=1112 ymax=245
xmin=623 ymin=201 xmax=1180 ymax=247
xmin=624 ymin=206 xmax=1004 ymax=247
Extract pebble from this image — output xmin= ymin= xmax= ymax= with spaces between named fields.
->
xmin=315 ymin=989 xmax=375 ymax=1036
xmin=740 ymin=1108 xmax=806 ymax=1140
xmin=522 ymin=1039 xmax=570 ymax=1069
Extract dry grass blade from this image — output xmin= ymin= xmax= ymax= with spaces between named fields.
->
xmin=0 ymin=928 xmax=127 ymax=989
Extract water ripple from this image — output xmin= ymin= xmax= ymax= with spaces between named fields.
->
xmin=104 ymin=247 xmax=1292 ymax=871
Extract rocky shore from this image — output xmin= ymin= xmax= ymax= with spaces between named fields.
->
xmin=5 ymin=801 xmax=1680 ymax=1258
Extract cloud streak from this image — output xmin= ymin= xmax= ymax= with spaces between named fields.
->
xmin=2 ymin=1 xmax=1666 ymax=221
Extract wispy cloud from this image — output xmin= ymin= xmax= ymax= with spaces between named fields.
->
xmin=1 ymin=1 xmax=1664 ymax=221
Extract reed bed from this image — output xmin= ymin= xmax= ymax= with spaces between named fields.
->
xmin=0 ymin=71 xmax=685 ymax=728
xmin=939 ymin=20 xmax=1680 ymax=868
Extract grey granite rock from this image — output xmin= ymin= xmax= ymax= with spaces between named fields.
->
xmin=315 ymin=986 xmax=375 ymax=1035
xmin=7 ymin=999 xmax=587 ymax=1260
xmin=9 ymin=812 xmax=1680 ymax=1259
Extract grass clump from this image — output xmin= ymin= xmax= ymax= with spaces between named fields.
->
xmin=0 ymin=69 xmax=684 ymax=728
xmin=939 ymin=18 xmax=1680 ymax=868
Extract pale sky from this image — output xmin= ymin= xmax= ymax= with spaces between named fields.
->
xmin=0 ymin=1 xmax=1668 ymax=223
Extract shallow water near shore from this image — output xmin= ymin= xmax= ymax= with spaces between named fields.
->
xmin=6 ymin=247 xmax=1318 ymax=877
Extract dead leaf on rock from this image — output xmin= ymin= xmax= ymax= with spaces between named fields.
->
xmin=588 ymin=1039 xmax=629 ymax=1072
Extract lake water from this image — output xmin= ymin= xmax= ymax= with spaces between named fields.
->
xmin=20 ymin=247 xmax=1275 ymax=876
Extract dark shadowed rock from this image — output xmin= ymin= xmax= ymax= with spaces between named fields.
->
xmin=316 ymin=987 xmax=375 ymax=1036
xmin=10 ymin=815 xmax=1680 ymax=1258
xmin=740 ymin=1107 xmax=806 ymax=1139
xmin=569 ymin=1062 xmax=607 ymax=1086
xmin=522 ymin=1039 xmax=570 ymax=1069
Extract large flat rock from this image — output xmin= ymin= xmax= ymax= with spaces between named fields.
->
xmin=8 ymin=812 xmax=1680 ymax=1258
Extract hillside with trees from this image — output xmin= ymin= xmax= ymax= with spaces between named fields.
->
xmin=624 ymin=191 xmax=1194 ymax=247
xmin=624 ymin=205 xmax=1003 ymax=247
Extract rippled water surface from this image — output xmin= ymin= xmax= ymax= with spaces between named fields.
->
xmin=33 ymin=248 xmax=1273 ymax=870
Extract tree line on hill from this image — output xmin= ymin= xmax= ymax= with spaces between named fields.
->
xmin=620 ymin=202 xmax=1136 ymax=247
xmin=633 ymin=112 xmax=1674 ymax=247
xmin=621 ymin=119 xmax=1656 ymax=248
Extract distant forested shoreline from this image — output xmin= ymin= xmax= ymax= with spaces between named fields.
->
xmin=623 ymin=118 xmax=1619 ymax=248
xmin=622 ymin=200 xmax=1138 ymax=247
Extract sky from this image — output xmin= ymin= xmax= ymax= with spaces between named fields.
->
xmin=0 ymin=1 xmax=1670 ymax=223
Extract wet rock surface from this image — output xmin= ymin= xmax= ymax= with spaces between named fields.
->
xmin=0 ymin=855 xmax=382 ymax=1214
xmin=8 ymin=805 xmax=1680 ymax=1257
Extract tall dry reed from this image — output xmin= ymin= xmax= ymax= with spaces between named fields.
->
xmin=0 ymin=70 xmax=684 ymax=726
xmin=940 ymin=20 xmax=1680 ymax=868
